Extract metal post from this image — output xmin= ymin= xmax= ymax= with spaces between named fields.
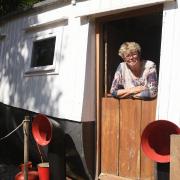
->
xmin=23 ymin=116 xmax=30 ymax=180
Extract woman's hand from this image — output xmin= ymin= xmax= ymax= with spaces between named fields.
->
xmin=116 ymin=86 xmax=146 ymax=98
xmin=130 ymin=86 xmax=146 ymax=94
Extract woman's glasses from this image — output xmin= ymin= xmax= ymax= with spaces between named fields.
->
xmin=124 ymin=52 xmax=138 ymax=60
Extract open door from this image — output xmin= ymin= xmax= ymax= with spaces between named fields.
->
xmin=96 ymin=5 xmax=163 ymax=180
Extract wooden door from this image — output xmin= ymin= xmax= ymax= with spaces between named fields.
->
xmin=95 ymin=6 xmax=162 ymax=179
xmin=99 ymin=98 xmax=156 ymax=180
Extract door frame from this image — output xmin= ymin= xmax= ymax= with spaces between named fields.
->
xmin=95 ymin=4 xmax=163 ymax=179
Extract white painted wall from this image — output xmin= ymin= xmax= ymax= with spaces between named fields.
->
xmin=156 ymin=0 xmax=180 ymax=126
xmin=0 ymin=3 xmax=95 ymax=122
xmin=0 ymin=0 xmax=178 ymax=123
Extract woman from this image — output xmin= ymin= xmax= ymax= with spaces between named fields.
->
xmin=110 ymin=42 xmax=158 ymax=99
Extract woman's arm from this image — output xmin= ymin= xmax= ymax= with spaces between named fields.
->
xmin=111 ymin=62 xmax=158 ymax=99
xmin=133 ymin=64 xmax=158 ymax=99
xmin=110 ymin=64 xmax=124 ymax=97
xmin=116 ymin=86 xmax=146 ymax=98
xmin=110 ymin=64 xmax=147 ymax=98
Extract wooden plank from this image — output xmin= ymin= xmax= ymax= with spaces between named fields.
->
xmin=100 ymin=99 xmax=157 ymax=179
xmin=99 ymin=173 xmax=137 ymax=180
xmin=119 ymin=99 xmax=141 ymax=179
xmin=170 ymin=135 xmax=180 ymax=180
xmin=95 ymin=21 xmax=102 ymax=179
xmin=141 ymin=99 xmax=157 ymax=180
xmin=101 ymin=97 xmax=120 ymax=175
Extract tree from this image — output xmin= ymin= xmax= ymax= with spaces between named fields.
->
xmin=0 ymin=0 xmax=44 ymax=16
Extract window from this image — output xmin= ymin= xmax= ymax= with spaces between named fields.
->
xmin=31 ymin=37 xmax=56 ymax=67
xmin=24 ymin=27 xmax=64 ymax=76
xmin=24 ymin=17 xmax=68 ymax=76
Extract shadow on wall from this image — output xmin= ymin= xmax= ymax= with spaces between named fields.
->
xmin=0 ymin=10 xmax=67 ymax=117
xmin=0 ymin=12 xmax=66 ymax=178
xmin=65 ymin=134 xmax=89 ymax=180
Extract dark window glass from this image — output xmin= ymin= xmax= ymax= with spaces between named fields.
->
xmin=31 ymin=37 xmax=56 ymax=67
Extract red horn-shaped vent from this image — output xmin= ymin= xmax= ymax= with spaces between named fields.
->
xmin=32 ymin=114 xmax=52 ymax=146
xmin=141 ymin=120 xmax=180 ymax=163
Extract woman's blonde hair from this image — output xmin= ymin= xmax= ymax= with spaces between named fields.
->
xmin=118 ymin=42 xmax=141 ymax=58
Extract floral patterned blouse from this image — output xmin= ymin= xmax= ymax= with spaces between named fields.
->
xmin=110 ymin=60 xmax=158 ymax=98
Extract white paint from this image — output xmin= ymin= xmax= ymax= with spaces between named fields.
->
xmin=76 ymin=0 xmax=174 ymax=17
xmin=156 ymin=0 xmax=180 ymax=126
xmin=0 ymin=0 xmax=179 ymax=123
xmin=0 ymin=5 xmax=95 ymax=122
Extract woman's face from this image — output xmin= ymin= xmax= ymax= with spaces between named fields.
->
xmin=123 ymin=51 xmax=141 ymax=68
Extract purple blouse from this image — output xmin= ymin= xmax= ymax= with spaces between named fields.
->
xmin=110 ymin=60 xmax=158 ymax=98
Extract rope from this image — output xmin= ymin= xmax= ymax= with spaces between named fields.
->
xmin=0 ymin=118 xmax=48 ymax=164
xmin=36 ymin=143 xmax=44 ymax=163
xmin=0 ymin=120 xmax=24 ymax=141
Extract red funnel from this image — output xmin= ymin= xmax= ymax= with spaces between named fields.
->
xmin=141 ymin=120 xmax=180 ymax=163
xmin=32 ymin=114 xmax=52 ymax=146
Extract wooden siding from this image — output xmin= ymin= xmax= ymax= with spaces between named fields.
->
xmin=170 ymin=134 xmax=180 ymax=180
xmin=100 ymin=98 xmax=156 ymax=180
xmin=156 ymin=0 xmax=180 ymax=126
xmin=0 ymin=6 xmax=95 ymax=122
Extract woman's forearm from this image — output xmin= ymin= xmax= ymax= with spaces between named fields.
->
xmin=116 ymin=86 xmax=146 ymax=98
xmin=116 ymin=89 xmax=131 ymax=97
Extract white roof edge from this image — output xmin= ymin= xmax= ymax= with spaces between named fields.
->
xmin=76 ymin=0 xmax=174 ymax=18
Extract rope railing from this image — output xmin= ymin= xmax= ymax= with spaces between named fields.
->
xmin=0 ymin=120 xmax=24 ymax=142
xmin=0 ymin=117 xmax=47 ymax=163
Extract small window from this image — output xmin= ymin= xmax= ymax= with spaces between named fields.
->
xmin=24 ymin=23 xmax=65 ymax=76
xmin=31 ymin=37 xmax=56 ymax=67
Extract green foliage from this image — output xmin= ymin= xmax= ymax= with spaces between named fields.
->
xmin=0 ymin=0 xmax=44 ymax=16
xmin=18 ymin=0 xmax=41 ymax=8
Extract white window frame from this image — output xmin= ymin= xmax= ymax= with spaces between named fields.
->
xmin=24 ymin=19 xmax=67 ymax=76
